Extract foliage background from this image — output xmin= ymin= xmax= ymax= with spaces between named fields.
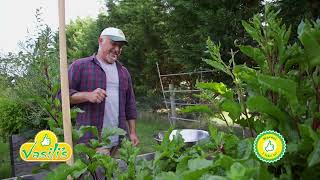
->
xmin=0 ymin=0 xmax=319 ymax=178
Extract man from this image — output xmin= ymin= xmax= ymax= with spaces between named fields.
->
xmin=66 ymin=27 xmax=139 ymax=155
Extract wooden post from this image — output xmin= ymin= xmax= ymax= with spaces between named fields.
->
xmin=9 ymin=136 xmax=15 ymax=177
xmin=58 ymin=0 xmax=74 ymax=166
xmin=169 ymin=84 xmax=176 ymax=125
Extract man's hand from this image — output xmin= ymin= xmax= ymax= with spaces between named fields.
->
xmin=129 ymin=133 xmax=139 ymax=146
xmin=86 ymin=88 xmax=107 ymax=103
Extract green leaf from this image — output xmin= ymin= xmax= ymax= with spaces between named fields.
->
xmin=223 ymin=134 xmax=240 ymax=156
xmin=89 ymin=139 xmax=100 ymax=149
xmin=236 ymin=139 xmax=253 ymax=159
xmin=176 ymin=156 xmax=191 ymax=174
xmin=70 ymin=159 xmax=88 ymax=178
xmin=78 ymin=126 xmax=99 ymax=138
xmin=200 ymin=174 xmax=228 ymax=180
xmin=155 ymin=172 xmax=179 ymax=180
xmin=308 ymin=140 xmax=320 ymax=167
xmin=45 ymin=163 xmax=73 ymax=180
xmin=286 ymin=142 xmax=298 ymax=153
xmin=299 ymin=21 xmax=320 ymax=66
xmin=238 ymin=45 xmax=265 ymax=67
xmin=74 ymin=143 xmax=96 ymax=158
xmin=94 ymin=154 xmax=118 ymax=178
xmin=257 ymin=74 xmax=299 ymax=111
xmin=136 ymin=170 xmax=153 ymax=180
xmin=247 ymin=96 xmax=287 ymax=122
xmin=180 ymin=105 xmax=213 ymax=116
xmin=188 ymin=158 xmax=212 ymax=171
xmin=87 ymin=161 xmax=100 ymax=173
xmin=72 ymin=128 xmax=80 ymax=143
xmin=181 ymin=168 xmax=211 ymax=180
xmin=247 ymin=96 xmax=299 ymax=140
xmin=196 ymin=82 xmax=233 ymax=99
xmin=83 ymin=174 xmax=91 ymax=180
xmin=52 ymin=127 xmax=64 ymax=137
xmin=215 ymin=154 xmax=235 ymax=169
xmin=233 ymin=65 xmax=259 ymax=90
xmin=226 ymin=162 xmax=246 ymax=179
xmin=102 ymin=127 xmax=126 ymax=141
xmin=297 ymin=20 xmax=305 ymax=37
xmin=71 ymin=107 xmax=84 ymax=120
xmin=220 ymin=99 xmax=241 ymax=120
xmin=208 ymin=125 xmax=223 ymax=146
xmin=203 ymin=59 xmax=230 ymax=76
xmin=299 ymin=124 xmax=319 ymax=142
xmin=242 ymin=20 xmax=261 ymax=43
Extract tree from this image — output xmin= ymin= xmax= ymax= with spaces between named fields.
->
xmin=271 ymin=0 xmax=320 ymax=40
xmin=65 ymin=17 xmax=100 ymax=62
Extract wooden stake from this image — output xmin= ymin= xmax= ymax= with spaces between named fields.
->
xmin=58 ymin=0 xmax=74 ymax=166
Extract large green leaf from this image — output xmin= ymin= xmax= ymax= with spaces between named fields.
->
xmin=45 ymin=163 xmax=73 ymax=180
xmin=176 ymin=156 xmax=192 ymax=174
xmin=78 ymin=126 xmax=99 ymax=138
xmin=226 ymin=162 xmax=246 ymax=179
xmin=181 ymin=168 xmax=211 ymax=180
xmin=102 ymin=127 xmax=127 ymax=137
xmin=247 ymin=96 xmax=287 ymax=122
xmin=72 ymin=128 xmax=80 ymax=143
xmin=203 ymin=59 xmax=230 ymax=76
xmin=238 ymin=45 xmax=265 ymax=68
xmin=299 ymin=22 xmax=320 ymax=66
xmin=247 ymin=96 xmax=299 ymax=141
xmin=89 ymin=139 xmax=100 ymax=149
xmin=257 ymin=74 xmax=299 ymax=111
xmin=101 ymin=127 xmax=126 ymax=143
xmin=188 ymin=158 xmax=212 ymax=171
xmin=220 ymin=99 xmax=241 ymax=120
xmin=242 ymin=20 xmax=261 ymax=43
xmin=236 ymin=139 xmax=253 ymax=160
xmin=233 ymin=65 xmax=260 ymax=90
xmin=196 ymin=82 xmax=233 ymax=99
xmin=180 ymin=105 xmax=214 ymax=116
xmin=70 ymin=159 xmax=88 ymax=178
xmin=215 ymin=154 xmax=235 ymax=169
xmin=223 ymin=134 xmax=240 ymax=157
xmin=74 ymin=143 xmax=96 ymax=158
xmin=308 ymin=140 xmax=320 ymax=167
xmin=155 ymin=172 xmax=179 ymax=180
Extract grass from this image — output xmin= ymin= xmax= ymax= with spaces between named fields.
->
xmin=136 ymin=111 xmax=171 ymax=153
xmin=136 ymin=111 xmax=211 ymax=154
xmin=0 ymin=138 xmax=11 ymax=179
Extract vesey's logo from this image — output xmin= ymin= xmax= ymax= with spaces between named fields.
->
xmin=19 ymin=130 xmax=72 ymax=161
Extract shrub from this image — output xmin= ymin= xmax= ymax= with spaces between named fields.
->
xmin=0 ymin=98 xmax=33 ymax=139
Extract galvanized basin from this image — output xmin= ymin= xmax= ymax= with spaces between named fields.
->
xmin=154 ymin=129 xmax=209 ymax=145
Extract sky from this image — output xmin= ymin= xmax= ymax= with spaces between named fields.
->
xmin=0 ymin=0 xmax=107 ymax=53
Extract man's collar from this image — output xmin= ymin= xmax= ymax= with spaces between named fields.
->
xmin=91 ymin=53 xmax=123 ymax=67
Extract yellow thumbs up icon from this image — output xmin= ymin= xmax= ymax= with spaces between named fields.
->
xmin=41 ymin=134 xmax=51 ymax=146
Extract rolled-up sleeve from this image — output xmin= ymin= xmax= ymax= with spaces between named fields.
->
xmin=125 ymin=72 xmax=137 ymax=120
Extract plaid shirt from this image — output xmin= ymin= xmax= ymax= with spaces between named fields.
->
xmin=66 ymin=55 xmax=137 ymax=143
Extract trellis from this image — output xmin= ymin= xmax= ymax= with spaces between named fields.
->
xmin=156 ymin=62 xmax=215 ymax=126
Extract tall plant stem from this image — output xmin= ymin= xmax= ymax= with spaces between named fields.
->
xmin=236 ymin=84 xmax=254 ymax=137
